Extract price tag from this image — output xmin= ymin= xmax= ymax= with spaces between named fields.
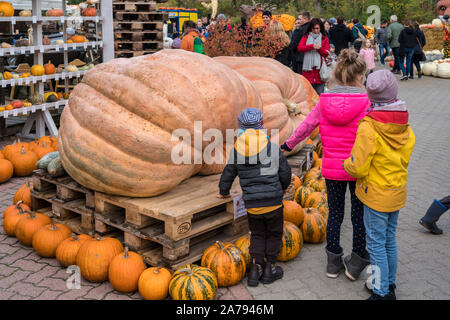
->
xmin=0 ymin=49 xmax=3 ymax=56
xmin=20 ymin=47 xmax=25 ymax=54
xmin=68 ymin=73 xmax=73 ymax=79
xmin=42 ymin=75 xmax=47 ymax=82
xmin=42 ymin=105 xmax=46 ymax=111
xmin=11 ymin=17 xmax=16 ymax=25
xmin=22 ymin=109 xmax=27 ymax=115
xmin=32 ymin=78 xmax=37 ymax=84
xmin=30 ymin=47 xmax=35 ymax=54
xmin=95 ymin=16 xmax=99 ymax=23
xmin=65 ymin=101 xmax=68 ymax=107
xmin=10 ymin=47 xmax=15 ymax=55
xmin=100 ymin=41 xmax=104 ymax=47
xmin=55 ymin=104 xmax=59 ymax=109
xmin=64 ymin=44 xmax=67 ymax=51
xmin=233 ymin=195 xmax=247 ymax=220
xmin=10 ymin=79 xmax=15 ymax=86
xmin=72 ymin=44 xmax=76 ymax=50
xmin=4 ymin=112 xmax=8 ymax=118
xmin=1 ymin=80 xmax=5 ymax=88
xmin=33 ymin=16 xmax=37 ymax=23
xmin=60 ymin=17 xmax=65 ymax=23
xmin=18 ymin=78 xmax=23 ymax=85
xmin=31 ymin=106 xmax=36 ymax=113
xmin=76 ymin=71 xmax=80 ymax=78
xmin=55 ymin=74 xmax=60 ymax=81
xmin=13 ymin=110 xmax=17 ymax=117
xmin=83 ymin=43 xmax=87 ymax=49
xmin=25 ymin=78 xmax=30 ymax=84
xmin=40 ymin=45 xmax=44 ymax=52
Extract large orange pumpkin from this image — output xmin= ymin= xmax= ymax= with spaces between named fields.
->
xmin=277 ymin=221 xmax=303 ymax=262
xmin=108 ymin=247 xmax=146 ymax=293
xmin=2 ymin=138 xmax=29 ymax=161
xmin=32 ymin=141 xmax=54 ymax=160
xmin=201 ymin=241 xmax=246 ymax=287
xmin=56 ymin=234 xmax=92 ymax=267
xmin=15 ymin=211 xmax=52 ymax=246
xmin=303 ymin=192 xmax=327 ymax=208
xmin=10 ymin=146 xmax=38 ymax=176
xmin=76 ymin=235 xmax=124 ymax=282
xmin=282 ymin=200 xmax=304 ymax=226
xmin=0 ymin=1 xmax=14 ymax=17
xmin=213 ymin=56 xmax=313 ymax=153
xmin=32 ymin=223 xmax=72 ymax=257
xmin=138 ymin=267 xmax=172 ymax=300
xmin=13 ymin=179 xmax=33 ymax=207
xmin=58 ymin=50 xmax=262 ymax=197
xmin=294 ymin=186 xmax=314 ymax=208
xmin=169 ymin=264 xmax=217 ymax=300
xmin=302 ymin=208 xmax=327 ymax=243
xmin=0 ymin=159 xmax=13 ymax=183
xmin=3 ymin=202 xmax=29 ymax=236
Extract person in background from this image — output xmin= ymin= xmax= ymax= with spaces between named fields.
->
xmin=344 ymin=70 xmax=415 ymax=300
xmin=180 ymin=20 xmax=202 ymax=52
xmin=289 ymin=11 xmax=311 ymax=74
xmin=196 ymin=19 xmax=206 ymax=36
xmin=297 ymin=18 xmax=330 ymax=95
xmin=218 ymin=108 xmax=291 ymax=287
xmin=411 ymin=21 xmax=426 ymax=79
xmin=324 ymin=20 xmax=332 ymax=43
xmin=420 ymin=196 xmax=449 ymax=235
xmin=201 ymin=16 xmax=209 ymax=28
xmin=398 ymin=20 xmax=417 ymax=81
xmin=329 ymin=16 xmax=353 ymax=56
xmin=269 ymin=20 xmax=291 ymax=67
xmin=375 ymin=20 xmax=390 ymax=66
xmin=329 ymin=17 xmax=337 ymax=26
xmin=262 ymin=10 xmax=272 ymax=27
xmin=387 ymin=15 xmax=404 ymax=74
xmin=217 ymin=13 xmax=231 ymax=31
xmin=360 ymin=39 xmax=376 ymax=75
xmin=352 ymin=18 xmax=368 ymax=53
xmin=281 ymin=50 xmax=371 ymax=282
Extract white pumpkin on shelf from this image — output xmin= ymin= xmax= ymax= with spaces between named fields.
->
xmin=66 ymin=65 xmax=78 ymax=73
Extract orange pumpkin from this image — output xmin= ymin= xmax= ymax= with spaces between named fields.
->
xmin=0 ymin=158 xmax=13 ymax=183
xmin=282 ymin=200 xmax=304 ymax=226
xmin=0 ymin=1 xmax=14 ymax=17
xmin=46 ymin=8 xmax=64 ymax=16
xmin=10 ymin=146 xmax=38 ymax=176
xmin=71 ymin=35 xmax=86 ymax=43
xmin=303 ymin=167 xmax=322 ymax=183
xmin=201 ymin=241 xmax=246 ymax=287
xmin=303 ymin=192 xmax=327 ymax=208
xmin=138 ymin=267 xmax=172 ymax=300
xmin=314 ymin=158 xmax=322 ymax=168
xmin=32 ymin=223 xmax=72 ymax=257
xmin=234 ymin=234 xmax=251 ymax=269
xmin=15 ymin=211 xmax=52 ymax=246
xmin=294 ymin=186 xmax=314 ymax=207
xmin=82 ymin=7 xmax=97 ymax=16
xmin=304 ymin=177 xmax=326 ymax=193
xmin=302 ymin=208 xmax=327 ymax=243
xmin=2 ymin=138 xmax=29 ymax=161
xmin=294 ymin=175 xmax=302 ymax=189
xmin=277 ymin=221 xmax=303 ymax=262
xmin=317 ymin=201 xmax=329 ymax=220
xmin=76 ymin=235 xmax=124 ymax=282
xmin=56 ymin=233 xmax=92 ymax=267
xmin=37 ymin=136 xmax=53 ymax=146
xmin=109 ymin=247 xmax=146 ymax=293
xmin=13 ymin=179 xmax=33 ymax=207
xmin=44 ymin=61 xmax=56 ymax=75
xmin=32 ymin=141 xmax=54 ymax=160
xmin=3 ymin=202 xmax=29 ymax=236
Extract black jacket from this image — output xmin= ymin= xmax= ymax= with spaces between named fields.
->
xmin=329 ymin=23 xmax=353 ymax=56
xmin=275 ymin=46 xmax=291 ymax=68
xmin=289 ymin=22 xmax=310 ymax=63
xmin=414 ymin=29 xmax=426 ymax=54
xmin=219 ymin=130 xmax=292 ymax=209
xmin=399 ymin=27 xmax=417 ymax=49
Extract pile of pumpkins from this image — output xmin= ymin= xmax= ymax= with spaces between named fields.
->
xmin=0 ymin=1 xmax=98 ymax=17
xmin=0 ymin=136 xmax=58 ymax=184
xmin=421 ymin=58 xmax=450 ymax=79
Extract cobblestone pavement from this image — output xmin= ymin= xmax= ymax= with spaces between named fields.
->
xmin=1 ymin=71 xmax=449 ymax=300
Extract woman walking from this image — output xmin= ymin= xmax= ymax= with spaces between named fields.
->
xmin=411 ymin=21 xmax=426 ymax=79
xmin=398 ymin=20 xmax=417 ymax=81
xmin=297 ymin=18 xmax=330 ymax=95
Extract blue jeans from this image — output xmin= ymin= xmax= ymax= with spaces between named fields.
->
xmin=399 ymin=48 xmax=414 ymax=76
xmin=379 ymin=43 xmax=390 ymax=65
xmin=364 ymin=205 xmax=399 ymax=297
xmin=392 ymin=47 xmax=401 ymax=71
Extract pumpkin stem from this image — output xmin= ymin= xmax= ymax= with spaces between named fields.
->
xmin=69 ymin=233 xmax=79 ymax=240
xmin=123 ymin=246 xmax=129 ymax=258
xmin=153 ymin=267 xmax=161 ymax=274
xmin=21 ymin=146 xmax=26 ymax=154
xmin=15 ymin=200 xmax=23 ymax=206
xmin=23 ymin=210 xmax=35 ymax=218
xmin=178 ymin=268 xmax=193 ymax=276
xmin=49 ymin=222 xmax=58 ymax=231
xmin=94 ymin=234 xmax=102 ymax=241
xmin=216 ymin=241 xmax=225 ymax=250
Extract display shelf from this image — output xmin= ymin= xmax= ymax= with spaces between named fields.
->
xmin=0 ymin=16 xmax=104 ymax=23
xmin=1 ymin=100 xmax=68 ymax=118
xmin=0 ymin=41 xmax=104 ymax=57
xmin=1 ymin=70 xmax=89 ymax=88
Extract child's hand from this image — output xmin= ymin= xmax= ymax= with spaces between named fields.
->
xmin=216 ymin=194 xmax=231 ymax=199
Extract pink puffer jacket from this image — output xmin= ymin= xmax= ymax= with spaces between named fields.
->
xmin=285 ymin=92 xmax=370 ymax=181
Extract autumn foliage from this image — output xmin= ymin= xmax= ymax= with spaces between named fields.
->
xmin=203 ymin=22 xmax=288 ymax=58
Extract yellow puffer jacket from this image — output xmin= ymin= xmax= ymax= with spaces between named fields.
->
xmin=344 ymin=113 xmax=415 ymax=212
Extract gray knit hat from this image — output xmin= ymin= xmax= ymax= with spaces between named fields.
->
xmin=366 ymin=70 xmax=398 ymax=104
xmin=238 ymin=108 xmax=264 ymax=130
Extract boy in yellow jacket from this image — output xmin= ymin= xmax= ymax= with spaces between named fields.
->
xmin=344 ymin=70 xmax=415 ymax=300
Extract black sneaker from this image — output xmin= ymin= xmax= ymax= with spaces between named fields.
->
xmin=261 ymin=262 xmax=283 ymax=284
xmin=418 ymin=72 xmax=422 ymax=78
xmin=409 ymin=75 xmax=414 ymax=79
xmin=400 ymin=76 xmax=409 ymax=81
xmin=247 ymin=263 xmax=263 ymax=287
xmin=367 ymin=292 xmax=396 ymax=300
xmin=365 ymin=282 xmax=397 ymax=300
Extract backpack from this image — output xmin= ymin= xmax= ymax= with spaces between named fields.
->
xmin=193 ymin=36 xmax=204 ymax=54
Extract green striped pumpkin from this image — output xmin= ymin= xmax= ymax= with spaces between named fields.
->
xmin=294 ymin=186 xmax=314 ymax=207
xmin=302 ymin=208 xmax=327 ymax=243
xmin=234 ymin=234 xmax=251 ymax=269
xmin=169 ymin=264 xmax=217 ymax=300
xmin=277 ymin=221 xmax=303 ymax=262
xmin=317 ymin=201 xmax=329 ymax=220
xmin=201 ymin=241 xmax=246 ymax=287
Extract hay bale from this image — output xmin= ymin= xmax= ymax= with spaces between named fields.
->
xmin=422 ymin=27 xmax=444 ymax=51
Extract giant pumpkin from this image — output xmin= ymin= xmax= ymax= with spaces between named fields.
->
xmin=58 ymin=50 xmax=262 ymax=197
xmin=213 ymin=56 xmax=313 ymax=153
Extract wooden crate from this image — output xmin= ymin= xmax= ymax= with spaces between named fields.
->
xmin=113 ymin=21 xmax=164 ymax=31
xmin=115 ymin=30 xmax=163 ymax=42
xmin=287 ymin=144 xmax=314 ymax=179
xmin=114 ymin=50 xmax=157 ymax=58
xmin=115 ymin=40 xmax=163 ymax=51
xmin=114 ymin=11 xmax=166 ymax=22
xmin=113 ymin=1 xmax=157 ymax=12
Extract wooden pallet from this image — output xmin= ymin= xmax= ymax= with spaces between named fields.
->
xmin=114 ymin=11 xmax=166 ymax=21
xmin=287 ymin=144 xmax=314 ymax=179
xmin=114 ymin=50 xmax=157 ymax=58
xmin=114 ymin=20 xmax=164 ymax=31
xmin=115 ymin=30 xmax=163 ymax=42
xmin=115 ymin=40 xmax=163 ymax=51
xmin=113 ymin=1 xmax=157 ymax=12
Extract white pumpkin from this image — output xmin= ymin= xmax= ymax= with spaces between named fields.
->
xmin=437 ymin=63 xmax=450 ymax=79
xmin=422 ymin=63 xmax=435 ymax=76
xmin=55 ymin=40 xmax=64 ymax=45
xmin=19 ymin=10 xmax=32 ymax=17
xmin=432 ymin=19 xmax=443 ymax=28
xmin=66 ymin=65 xmax=78 ymax=73
xmin=79 ymin=3 xmax=88 ymax=10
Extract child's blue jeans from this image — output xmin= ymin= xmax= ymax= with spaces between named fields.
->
xmin=364 ymin=205 xmax=399 ymax=297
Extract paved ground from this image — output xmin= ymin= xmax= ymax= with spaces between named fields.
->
xmin=1 ymin=70 xmax=449 ymax=300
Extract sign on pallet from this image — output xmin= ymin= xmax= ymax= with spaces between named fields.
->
xmin=233 ymin=195 xmax=247 ymax=220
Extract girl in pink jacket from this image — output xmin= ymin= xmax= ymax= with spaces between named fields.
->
xmin=281 ymin=49 xmax=371 ymax=281
xmin=360 ymin=40 xmax=376 ymax=74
